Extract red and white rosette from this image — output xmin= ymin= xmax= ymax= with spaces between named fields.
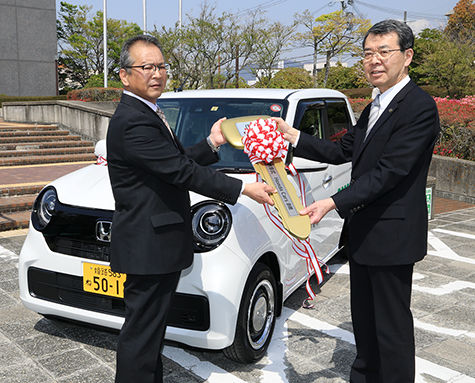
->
xmin=242 ymin=118 xmax=288 ymax=164
xmin=242 ymin=118 xmax=329 ymax=308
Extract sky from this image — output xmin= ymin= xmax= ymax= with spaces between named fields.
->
xmin=55 ymin=0 xmax=458 ymax=65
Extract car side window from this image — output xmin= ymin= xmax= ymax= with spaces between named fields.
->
xmin=295 ymin=101 xmax=325 ymax=139
xmin=294 ymin=99 xmax=351 ymax=142
xmin=326 ymin=100 xmax=350 ymax=142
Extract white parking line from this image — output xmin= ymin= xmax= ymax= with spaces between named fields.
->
xmin=413 ymin=280 xmax=475 ymax=295
xmin=427 ymin=232 xmax=475 ymax=265
xmin=285 ymin=308 xmax=475 ymax=383
xmin=163 ymin=346 xmax=249 ymax=383
xmin=414 ymin=318 xmax=475 ymax=339
xmin=433 ymin=229 xmax=475 ymax=240
xmin=162 ymin=305 xmax=475 ymax=383
xmin=0 ymin=244 xmax=18 ymax=260
xmin=161 ymin=230 xmax=475 ymax=382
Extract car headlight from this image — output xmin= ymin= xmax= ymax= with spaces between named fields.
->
xmin=191 ymin=201 xmax=232 ymax=252
xmin=32 ymin=187 xmax=57 ymax=230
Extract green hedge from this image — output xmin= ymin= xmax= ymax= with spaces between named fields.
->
xmin=0 ymin=95 xmax=67 ymax=108
xmin=67 ymin=87 xmax=123 ymax=102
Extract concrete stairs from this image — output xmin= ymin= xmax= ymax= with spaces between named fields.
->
xmin=0 ymin=121 xmax=96 ymax=232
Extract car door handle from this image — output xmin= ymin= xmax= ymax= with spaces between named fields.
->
xmin=323 ymin=176 xmax=333 ymax=185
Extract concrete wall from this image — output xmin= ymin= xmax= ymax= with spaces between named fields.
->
xmin=429 ymin=155 xmax=475 ymax=204
xmin=0 ymin=0 xmax=57 ymax=96
xmin=2 ymin=100 xmax=118 ymax=143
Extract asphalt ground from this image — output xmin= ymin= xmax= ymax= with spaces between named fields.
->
xmin=1 ymin=201 xmax=475 ymax=382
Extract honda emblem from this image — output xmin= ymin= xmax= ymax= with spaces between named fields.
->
xmin=96 ymin=221 xmax=112 ymax=242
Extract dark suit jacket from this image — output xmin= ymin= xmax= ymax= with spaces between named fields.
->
xmin=106 ymin=93 xmax=242 ymax=275
xmin=295 ymin=80 xmax=440 ymax=266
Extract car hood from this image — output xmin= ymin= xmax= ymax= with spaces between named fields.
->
xmin=49 ymin=164 xmax=248 ymax=212
xmin=51 ymin=164 xmax=115 ymax=211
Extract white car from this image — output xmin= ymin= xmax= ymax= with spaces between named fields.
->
xmin=19 ymin=88 xmax=353 ymax=363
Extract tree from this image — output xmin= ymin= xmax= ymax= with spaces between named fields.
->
xmin=316 ymin=62 xmax=369 ymax=90
xmin=445 ymin=0 xmax=475 ymax=40
xmin=154 ymin=4 xmax=267 ymax=90
xmin=412 ymin=28 xmax=475 ymax=97
xmin=313 ymin=11 xmax=371 ymax=87
xmin=57 ymin=2 xmax=92 ymax=88
xmin=268 ymin=67 xmax=313 ymax=89
xmin=293 ymin=10 xmax=332 ymax=87
xmin=154 ymin=4 xmax=294 ymax=91
xmin=57 ymin=1 xmax=141 ymax=89
xmin=250 ymin=21 xmax=296 ymax=88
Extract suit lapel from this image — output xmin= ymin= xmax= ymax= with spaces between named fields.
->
xmin=354 ymin=80 xmax=416 ymax=161
xmin=121 ymin=94 xmax=182 ymax=151
xmin=152 ymin=110 xmax=182 ymax=150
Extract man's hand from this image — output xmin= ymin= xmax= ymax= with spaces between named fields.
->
xmin=300 ymin=198 xmax=336 ymax=225
xmin=243 ymin=182 xmax=277 ymax=205
xmin=273 ymin=117 xmax=300 ymax=146
xmin=209 ymin=117 xmax=228 ymax=147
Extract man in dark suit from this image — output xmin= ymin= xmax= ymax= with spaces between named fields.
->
xmin=276 ymin=20 xmax=439 ymax=382
xmin=106 ymin=35 xmax=275 ymax=383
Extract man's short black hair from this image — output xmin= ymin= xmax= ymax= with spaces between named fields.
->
xmin=120 ymin=35 xmax=163 ymax=72
xmin=363 ymin=19 xmax=414 ymax=51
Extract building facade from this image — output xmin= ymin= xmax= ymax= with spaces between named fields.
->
xmin=0 ymin=0 xmax=57 ymax=96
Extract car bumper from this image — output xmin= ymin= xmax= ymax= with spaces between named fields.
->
xmin=19 ymin=227 xmax=251 ymax=350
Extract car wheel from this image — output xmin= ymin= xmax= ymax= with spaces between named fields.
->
xmin=223 ymin=263 xmax=277 ymax=363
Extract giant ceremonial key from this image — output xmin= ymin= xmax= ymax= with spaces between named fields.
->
xmin=221 ymin=116 xmax=311 ymax=240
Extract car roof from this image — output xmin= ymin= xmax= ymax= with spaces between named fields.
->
xmin=159 ymin=88 xmax=347 ymax=101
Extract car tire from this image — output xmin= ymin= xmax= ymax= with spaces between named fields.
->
xmin=223 ymin=263 xmax=277 ymax=363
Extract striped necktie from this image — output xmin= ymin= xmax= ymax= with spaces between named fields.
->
xmin=156 ymin=106 xmax=175 ymax=141
xmin=364 ymin=94 xmax=380 ymax=141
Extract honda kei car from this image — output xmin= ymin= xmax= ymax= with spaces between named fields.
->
xmin=19 ymin=88 xmax=353 ymax=363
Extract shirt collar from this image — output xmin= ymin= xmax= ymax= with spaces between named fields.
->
xmin=374 ymin=75 xmax=411 ymax=111
xmin=123 ymin=90 xmax=158 ymax=112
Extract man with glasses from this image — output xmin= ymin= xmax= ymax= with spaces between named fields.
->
xmin=107 ymin=35 xmax=275 ymax=383
xmin=276 ymin=20 xmax=439 ymax=382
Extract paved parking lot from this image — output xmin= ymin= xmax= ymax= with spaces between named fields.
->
xmin=1 ymin=205 xmax=475 ymax=382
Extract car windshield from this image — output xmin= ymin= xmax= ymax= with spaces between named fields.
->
xmin=157 ymin=98 xmax=288 ymax=172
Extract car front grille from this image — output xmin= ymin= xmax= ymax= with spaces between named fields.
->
xmin=40 ymin=203 xmax=113 ymax=262
xmin=28 ymin=267 xmax=210 ymax=331
xmin=55 ymin=237 xmax=110 ymax=262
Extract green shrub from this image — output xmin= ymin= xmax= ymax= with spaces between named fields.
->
xmin=85 ymin=74 xmax=123 ymax=89
xmin=0 ymin=95 xmax=67 ymax=108
xmin=67 ymin=87 xmax=123 ymax=101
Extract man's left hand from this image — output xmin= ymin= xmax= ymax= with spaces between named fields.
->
xmin=300 ymin=198 xmax=336 ymax=225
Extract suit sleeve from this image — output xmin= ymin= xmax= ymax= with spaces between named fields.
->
xmin=121 ymin=112 xmax=241 ymax=205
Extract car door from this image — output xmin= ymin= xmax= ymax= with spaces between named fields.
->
xmin=283 ymin=99 xmax=352 ymax=291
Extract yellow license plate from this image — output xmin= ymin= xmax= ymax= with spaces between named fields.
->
xmin=83 ymin=262 xmax=127 ymax=298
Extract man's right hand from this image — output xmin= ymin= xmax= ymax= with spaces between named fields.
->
xmin=243 ymin=182 xmax=276 ymax=205
xmin=273 ymin=117 xmax=299 ymax=146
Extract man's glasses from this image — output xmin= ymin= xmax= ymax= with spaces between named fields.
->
xmin=126 ymin=63 xmax=170 ymax=74
xmin=362 ymin=49 xmax=403 ymax=61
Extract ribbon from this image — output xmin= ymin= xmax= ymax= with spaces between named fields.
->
xmin=242 ymin=118 xmax=288 ymax=164
xmin=243 ymin=118 xmax=329 ymax=308
xmin=97 ymin=155 xmax=107 ymax=166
